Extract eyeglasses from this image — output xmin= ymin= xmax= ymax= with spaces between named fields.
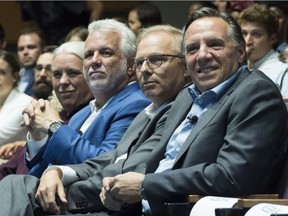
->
xmin=34 ymin=64 xmax=52 ymax=73
xmin=131 ymin=54 xmax=184 ymax=71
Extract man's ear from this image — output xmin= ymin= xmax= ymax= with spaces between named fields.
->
xmin=127 ymin=67 xmax=135 ymax=77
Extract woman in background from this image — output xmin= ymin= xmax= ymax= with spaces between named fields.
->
xmin=0 ymin=50 xmax=32 ymax=147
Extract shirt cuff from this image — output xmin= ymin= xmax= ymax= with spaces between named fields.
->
xmin=26 ymin=134 xmax=49 ymax=160
xmin=50 ymin=165 xmax=79 ymax=186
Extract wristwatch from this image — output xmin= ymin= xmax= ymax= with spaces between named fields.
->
xmin=48 ymin=121 xmax=63 ymax=137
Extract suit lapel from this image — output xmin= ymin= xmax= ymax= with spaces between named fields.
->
xmin=173 ymin=69 xmax=250 ymax=167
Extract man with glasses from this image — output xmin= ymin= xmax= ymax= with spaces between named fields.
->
xmin=98 ymin=7 xmax=288 ymax=216
xmin=0 ymin=24 xmax=190 ymax=215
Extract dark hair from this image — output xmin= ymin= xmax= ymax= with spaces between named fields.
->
xmin=18 ymin=27 xmax=46 ymax=48
xmin=132 ymin=3 xmax=162 ymax=28
xmin=184 ymin=7 xmax=245 ymax=48
xmin=0 ymin=50 xmax=20 ymax=87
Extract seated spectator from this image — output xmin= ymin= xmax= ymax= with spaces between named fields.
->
xmin=22 ymin=19 xmax=150 ymax=178
xmin=0 ymin=50 xmax=33 ymax=147
xmin=64 ymin=26 xmax=88 ymax=42
xmin=17 ymin=27 xmax=45 ymax=96
xmin=0 ymin=41 xmax=93 ymax=179
xmin=238 ymin=3 xmax=288 ymax=97
xmin=0 ymin=23 xmax=189 ymax=215
xmin=0 ymin=46 xmax=57 ymax=159
xmin=127 ymin=3 xmax=162 ymax=35
xmin=0 ymin=8 xmax=287 ymax=216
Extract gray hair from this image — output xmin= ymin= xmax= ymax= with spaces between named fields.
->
xmin=137 ymin=24 xmax=184 ymax=56
xmin=53 ymin=41 xmax=85 ymax=60
xmin=88 ymin=19 xmax=136 ymax=59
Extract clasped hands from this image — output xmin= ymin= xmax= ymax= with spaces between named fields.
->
xmin=100 ymin=172 xmax=145 ymax=211
xmin=22 ymin=98 xmax=61 ymax=140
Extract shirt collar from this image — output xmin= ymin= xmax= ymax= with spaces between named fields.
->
xmin=188 ymin=65 xmax=246 ymax=101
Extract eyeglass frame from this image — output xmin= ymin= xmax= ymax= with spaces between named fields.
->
xmin=129 ymin=54 xmax=184 ymax=71
xmin=34 ymin=64 xmax=52 ymax=73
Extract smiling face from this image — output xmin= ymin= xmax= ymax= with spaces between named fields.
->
xmin=135 ymin=31 xmax=187 ymax=107
xmin=83 ymin=30 xmax=129 ymax=96
xmin=52 ymin=53 xmax=92 ymax=113
xmin=184 ymin=17 xmax=245 ymax=92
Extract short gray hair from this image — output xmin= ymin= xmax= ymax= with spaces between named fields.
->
xmin=88 ymin=19 xmax=136 ymax=59
xmin=53 ymin=41 xmax=85 ymax=60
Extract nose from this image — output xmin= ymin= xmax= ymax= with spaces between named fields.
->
xmin=39 ymin=69 xmax=47 ymax=77
xmin=139 ymin=60 xmax=152 ymax=76
xmin=196 ymin=45 xmax=212 ymax=62
xmin=59 ymin=73 xmax=69 ymax=84
xmin=244 ymin=34 xmax=253 ymax=44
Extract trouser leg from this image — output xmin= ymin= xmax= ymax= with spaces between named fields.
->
xmin=0 ymin=174 xmax=44 ymax=216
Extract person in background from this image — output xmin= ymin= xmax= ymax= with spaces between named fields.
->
xmin=127 ymin=3 xmax=162 ymax=35
xmin=0 ymin=24 xmax=7 ymax=49
xmin=0 ymin=50 xmax=33 ymax=147
xmin=64 ymin=26 xmax=88 ymax=42
xmin=21 ymin=19 xmax=150 ymax=178
xmin=0 ymin=45 xmax=58 ymax=160
xmin=0 ymin=41 xmax=94 ymax=179
xmin=97 ymin=7 xmax=288 ymax=215
xmin=19 ymin=1 xmax=103 ymax=45
xmin=238 ymin=3 xmax=288 ymax=97
xmin=17 ymin=27 xmax=45 ymax=96
xmin=0 ymin=23 xmax=190 ymax=215
xmin=265 ymin=1 xmax=288 ymax=53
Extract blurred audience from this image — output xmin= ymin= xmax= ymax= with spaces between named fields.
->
xmin=238 ymin=3 xmax=288 ymax=97
xmin=19 ymin=1 xmax=103 ymax=45
xmin=0 ymin=41 xmax=94 ymax=178
xmin=127 ymin=3 xmax=162 ymax=35
xmin=64 ymin=26 xmax=88 ymax=42
xmin=17 ymin=27 xmax=45 ymax=96
xmin=0 ymin=50 xmax=32 ymax=147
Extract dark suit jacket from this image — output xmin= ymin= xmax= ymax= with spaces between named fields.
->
xmin=64 ymin=102 xmax=173 ymax=213
xmin=26 ymin=83 xmax=150 ymax=177
xmin=142 ymin=69 xmax=288 ymax=215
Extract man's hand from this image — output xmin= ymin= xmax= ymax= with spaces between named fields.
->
xmin=35 ymin=168 xmax=67 ymax=214
xmin=100 ymin=172 xmax=145 ymax=211
xmin=22 ymin=99 xmax=61 ymax=140
xmin=100 ymin=176 xmax=124 ymax=211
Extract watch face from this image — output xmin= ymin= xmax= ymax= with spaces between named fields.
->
xmin=50 ymin=121 xmax=62 ymax=133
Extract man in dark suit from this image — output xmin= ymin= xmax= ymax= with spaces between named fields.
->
xmin=97 ymin=7 xmax=288 ymax=216
xmin=0 ymin=25 xmax=189 ymax=215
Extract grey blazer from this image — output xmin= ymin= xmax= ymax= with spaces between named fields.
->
xmin=142 ymin=69 xmax=288 ymax=215
xmin=65 ymin=102 xmax=173 ymax=213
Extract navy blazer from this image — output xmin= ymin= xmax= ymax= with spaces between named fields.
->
xmin=26 ymin=82 xmax=150 ymax=177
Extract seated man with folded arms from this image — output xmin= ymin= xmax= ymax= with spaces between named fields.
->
xmin=20 ymin=19 xmax=150 ymax=178
xmin=97 ymin=7 xmax=288 ymax=216
xmin=0 ymin=42 xmax=93 ymax=178
xmin=0 ymin=24 xmax=190 ymax=215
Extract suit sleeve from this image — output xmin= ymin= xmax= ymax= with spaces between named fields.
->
xmin=143 ymin=74 xmax=288 ymax=214
xmin=65 ymin=104 xmax=171 ymax=212
xmin=27 ymin=94 xmax=150 ymax=177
